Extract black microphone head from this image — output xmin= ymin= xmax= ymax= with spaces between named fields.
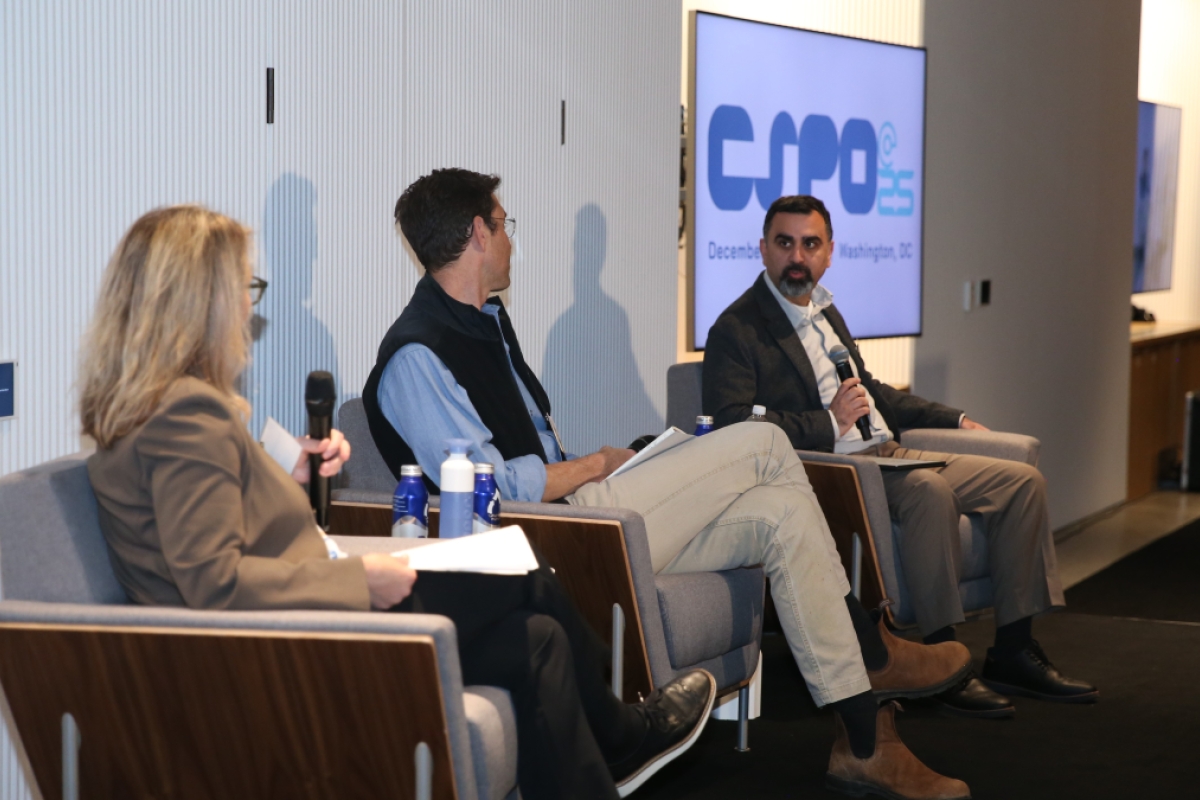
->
xmin=305 ymin=370 xmax=336 ymax=415
xmin=829 ymin=344 xmax=851 ymax=366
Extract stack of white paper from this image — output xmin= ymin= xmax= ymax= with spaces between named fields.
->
xmin=393 ymin=525 xmax=538 ymax=575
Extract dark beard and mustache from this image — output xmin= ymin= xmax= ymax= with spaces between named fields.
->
xmin=778 ymin=263 xmax=814 ymax=298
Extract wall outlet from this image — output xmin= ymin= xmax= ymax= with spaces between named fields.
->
xmin=977 ymin=279 xmax=992 ymax=306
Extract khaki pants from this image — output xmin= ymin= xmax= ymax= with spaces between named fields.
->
xmin=873 ymin=442 xmax=1065 ymax=637
xmin=568 ymin=422 xmax=871 ymax=706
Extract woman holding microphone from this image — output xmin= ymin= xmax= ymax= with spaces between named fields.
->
xmin=80 ymin=205 xmax=713 ymax=800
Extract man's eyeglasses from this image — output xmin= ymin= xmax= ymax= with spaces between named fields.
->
xmin=492 ymin=217 xmax=516 ymax=238
xmin=248 ymin=277 xmax=268 ymax=306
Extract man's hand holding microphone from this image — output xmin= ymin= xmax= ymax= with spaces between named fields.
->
xmin=829 ymin=345 xmax=873 ymax=439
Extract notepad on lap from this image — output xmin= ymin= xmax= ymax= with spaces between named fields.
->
xmin=864 ymin=456 xmax=947 ymax=471
xmin=393 ymin=526 xmax=538 ymax=575
xmin=608 ymin=427 xmax=693 ymax=477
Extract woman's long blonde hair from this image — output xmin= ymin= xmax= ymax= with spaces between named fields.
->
xmin=80 ymin=205 xmax=253 ymax=447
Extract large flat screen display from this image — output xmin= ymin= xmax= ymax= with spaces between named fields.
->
xmin=1132 ymin=100 xmax=1181 ymax=294
xmin=690 ymin=13 xmax=926 ymax=348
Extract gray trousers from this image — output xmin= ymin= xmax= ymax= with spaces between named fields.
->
xmin=568 ymin=422 xmax=872 ymax=706
xmin=874 ymin=442 xmax=1066 ymax=637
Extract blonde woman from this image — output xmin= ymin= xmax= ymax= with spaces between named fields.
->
xmin=80 ymin=205 xmax=714 ymax=800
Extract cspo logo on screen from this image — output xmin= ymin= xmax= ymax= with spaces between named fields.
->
xmin=690 ymin=12 xmax=926 ymax=346
xmin=707 ymin=108 xmax=915 ymax=217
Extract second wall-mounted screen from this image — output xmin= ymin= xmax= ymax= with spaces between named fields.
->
xmin=691 ymin=13 xmax=926 ymax=347
xmin=1132 ymin=100 xmax=1182 ymax=294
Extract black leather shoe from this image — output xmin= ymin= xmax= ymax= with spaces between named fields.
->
xmin=610 ymin=669 xmax=716 ymax=797
xmin=935 ymin=672 xmax=1015 ymax=719
xmin=981 ymin=640 xmax=1098 ymax=703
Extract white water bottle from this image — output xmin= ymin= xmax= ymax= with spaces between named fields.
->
xmin=439 ymin=439 xmax=475 ymax=539
xmin=749 ymin=404 xmax=767 ymax=422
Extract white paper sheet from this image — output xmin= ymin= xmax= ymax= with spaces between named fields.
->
xmin=393 ymin=526 xmax=538 ymax=575
xmin=260 ymin=416 xmax=303 ymax=476
xmin=608 ymin=426 xmax=693 ymax=478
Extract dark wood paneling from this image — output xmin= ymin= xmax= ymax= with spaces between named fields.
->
xmin=801 ymin=461 xmax=888 ymax=615
xmin=1126 ymin=331 xmax=1200 ymax=501
xmin=0 ymin=625 xmax=456 ymax=800
xmin=330 ymin=503 xmax=655 ymax=703
xmin=1128 ymin=342 xmax=1174 ymax=499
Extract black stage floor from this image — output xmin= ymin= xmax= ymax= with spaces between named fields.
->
xmin=1064 ymin=517 xmax=1200 ymax=623
xmin=637 ymin=524 xmax=1200 ymax=799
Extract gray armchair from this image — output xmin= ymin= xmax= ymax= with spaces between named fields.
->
xmin=666 ymin=362 xmax=1041 ymax=627
xmin=0 ymin=453 xmax=516 ymax=800
xmin=335 ymin=397 xmax=764 ymax=737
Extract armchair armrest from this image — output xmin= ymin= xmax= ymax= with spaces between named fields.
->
xmin=0 ymin=600 xmax=473 ymax=800
xmin=899 ymin=429 xmax=1040 ymax=466
xmin=327 ymin=493 xmax=662 ymax=703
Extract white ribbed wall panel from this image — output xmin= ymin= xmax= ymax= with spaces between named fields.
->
xmin=1 ymin=0 xmax=680 ymax=464
xmin=677 ymin=0 xmax=923 ymax=387
xmin=545 ymin=0 xmax=681 ymax=452
xmin=1131 ymin=0 xmax=1200 ymax=323
xmin=1 ymin=1 xmax=272 ymax=477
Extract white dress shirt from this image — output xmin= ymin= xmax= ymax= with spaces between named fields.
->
xmin=763 ymin=272 xmax=891 ymax=453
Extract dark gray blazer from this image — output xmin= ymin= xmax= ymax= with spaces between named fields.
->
xmin=702 ymin=273 xmax=963 ymax=452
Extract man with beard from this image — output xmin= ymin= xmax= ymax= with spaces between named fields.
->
xmin=702 ymin=195 xmax=1097 ymax=720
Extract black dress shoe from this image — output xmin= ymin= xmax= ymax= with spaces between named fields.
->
xmin=935 ymin=672 xmax=1015 ymax=719
xmin=981 ymin=640 xmax=1098 ymax=703
xmin=610 ymin=669 xmax=716 ymax=797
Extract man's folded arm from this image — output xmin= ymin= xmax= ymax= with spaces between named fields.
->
xmin=378 ymin=344 xmax=549 ymax=502
xmin=703 ymin=322 xmax=838 ymax=451
xmin=867 ymin=371 xmax=964 ymax=430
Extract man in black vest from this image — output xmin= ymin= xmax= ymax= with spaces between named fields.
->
xmin=365 ymin=168 xmax=978 ymax=800
xmin=702 ymin=194 xmax=1097 ymax=720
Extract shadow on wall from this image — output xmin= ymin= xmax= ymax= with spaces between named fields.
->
xmin=542 ymin=204 xmax=662 ymax=454
xmin=248 ymin=173 xmax=339 ymax=437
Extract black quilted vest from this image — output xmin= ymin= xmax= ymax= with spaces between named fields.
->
xmin=362 ymin=274 xmax=551 ymax=494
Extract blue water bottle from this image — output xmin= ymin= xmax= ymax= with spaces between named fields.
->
xmin=694 ymin=415 xmax=714 ymax=436
xmin=391 ymin=465 xmax=429 ymax=538
xmin=473 ymin=463 xmax=501 ymax=533
xmin=439 ymin=439 xmax=474 ymax=539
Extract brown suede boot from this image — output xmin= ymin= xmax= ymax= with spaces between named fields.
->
xmin=869 ymin=617 xmax=971 ymax=700
xmin=826 ymin=702 xmax=971 ymax=800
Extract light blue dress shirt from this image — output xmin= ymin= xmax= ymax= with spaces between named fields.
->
xmin=377 ymin=304 xmax=566 ymax=502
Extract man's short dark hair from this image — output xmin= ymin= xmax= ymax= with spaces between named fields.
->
xmin=395 ymin=168 xmax=501 ymax=271
xmin=762 ymin=195 xmax=833 ymax=241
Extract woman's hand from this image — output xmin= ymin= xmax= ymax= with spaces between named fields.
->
xmin=362 ymin=553 xmax=418 ymax=609
xmin=292 ymin=428 xmax=352 ymax=483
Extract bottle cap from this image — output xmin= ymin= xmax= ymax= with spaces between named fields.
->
xmin=400 ymin=465 xmax=423 ymax=477
xmin=444 ymin=438 xmax=473 ymax=455
xmin=474 ymin=463 xmax=495 ymax=474
xmin=751 ymin=405 xmax=766 ymax=416
xmin=696 ymin=415 xmax=713 ymax=425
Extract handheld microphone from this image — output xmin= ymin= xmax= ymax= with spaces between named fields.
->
xmin=829 ymin=345 xmax=872 ymax=442
xmin=305 ymin=371 xmax=336 ymax=530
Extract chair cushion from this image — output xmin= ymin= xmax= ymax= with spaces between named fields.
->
xmin=958 ymin=576 xmax=994 ymax=614
xmin=889 ymin=513 xmax=993 ymax=625
xmin=0 ymin=454 xmax=127 ymax=604
xmin=336 ymin=397 xmax=399 ymax=493
xmin=959 ymin=514 xmax=991 ymax=582
xmin=463 ymin=686 xmax=518 ymax=800
xmin=655 ymin=568 xmax=764 ymax=669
